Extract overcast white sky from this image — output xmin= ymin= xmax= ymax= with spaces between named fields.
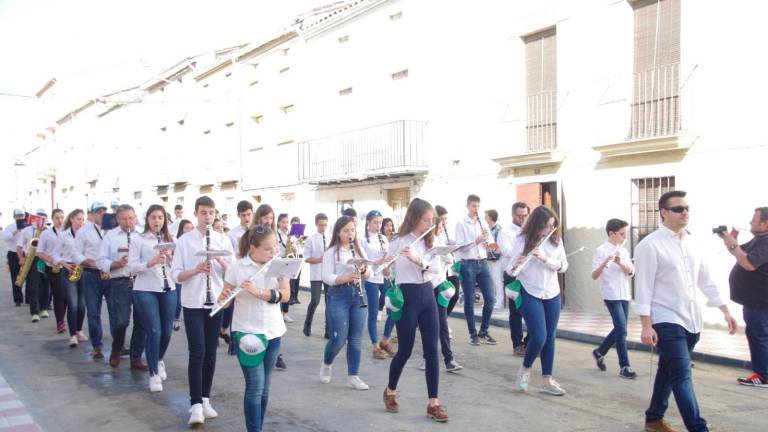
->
xmin=0 ymin=0 xmax=324 ymax=212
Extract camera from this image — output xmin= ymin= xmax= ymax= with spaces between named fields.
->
xmin=712 ymin=225 xmax=728 ymax=234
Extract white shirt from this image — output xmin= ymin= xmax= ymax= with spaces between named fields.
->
xmin=499 ymin=223 xmax=523 ymax=271
xmin=303 ymin=231 xmax=327 ymax=281
xmin=128 ymin=232 xmax=176 ymax=292
xmin=3 ymin=223 xmax=22 ymax=250
xmin=72 ymin=223 xmax=105 ymax=268
xmin=361 ymin=230 xmax=388 ymax=284
xmin=455 ymin=215 xmax=487 ymax=260
xmin=276 ymin=229 xmax=290 ymax=256
xmin=322 ymin=244 xmax=370 ymax=286
xmin=430 ymin=235 xmax=455 ymax=288
xmin=170 ymin=227 xmax=234 ymax=309
xmin=632 ymin=226 xmax=725 ymax=334
xmin=225 ymin=256 xmax=286 ymax=340
xmin=389 ymin=233 xmax=441 ymax=285
xmin=506 ymin=234 xmax=568 ymax=299
xmin=36 ymin=226 xmax=62 ymax=264
xmin=592 ymin=241 xmax=634 ymax=301
xmin=169 ymin=219 xmax=182 ymax=239
xmin=15 ymin=225 xmax=37 ymax=255
xmin=228 ymin=225 xmax=248 ymax=252
xmin=98 ymin=227 xmax=138 ymax=278
xmin=54 ymin=227 xmax=78 ymax=264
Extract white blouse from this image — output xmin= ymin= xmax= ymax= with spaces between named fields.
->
xmin=225 ymin=256 xmax=286 ymax=340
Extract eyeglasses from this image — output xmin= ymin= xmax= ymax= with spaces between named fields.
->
xmin=664 ymin=206 xmax=690 ymax=213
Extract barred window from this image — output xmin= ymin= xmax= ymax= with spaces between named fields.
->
xmin=631 ymin=176 xmax=675 ymax=241
xmin=523 ymin=27 xmax=557 ymax=152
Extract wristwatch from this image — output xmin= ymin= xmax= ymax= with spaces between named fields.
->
xmin=728 ymin=244 xmax=738 ymax=251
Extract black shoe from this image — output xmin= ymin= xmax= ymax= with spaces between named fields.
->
xmin=592 ymin=349 xmax=606 ymax=371
xmin=220 ymin=332 xmax=231 ymax=344
xmin=445 ymin=360 xmax=463 ymax=373
xmin=469 ymin=335 xmax=480 ymax=346
xmin=289 ymin=298 xmax=298 ymax=305
xmin=618 ymin=366 xmax=637 ymax=379
xmin=275 ymin=355 xmax=287 ymax=371
xmin=303 ymin=324 xmax=311 ymax=337
xmin=294 ymin=299 xmax=301 ymax=304
xmin=15 ymin=302 xmax=21 ymax=307
xmin=478 ymin=332 xmax=497 ymax=345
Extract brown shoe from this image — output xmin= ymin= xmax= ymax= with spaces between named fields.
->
xmin=427 ymin=404 xmax=449 ymax=422
xmin=92 ymin=347 xmax=104 ymax=359
xmin=645 ymin=419 xmax=679 ymax=432
xmin=380 ymin=340 xmax=397 ymax=357
xmin=513 ymin=345 xmax=526 ymax=357
xmin=109 ymin=350 xmax=121 ymax=368
xmin=130 ymin=359 xmax=149 ymax=372
xmin=372 ymin=344 xmax=386 ymax=360
xmin=383 ymin=389 xmax=399 ymax=413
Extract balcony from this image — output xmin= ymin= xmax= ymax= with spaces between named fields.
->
xmin=593 ymin=64 xmax=697 ymax=159
xmin=298 ymin=120 xmax=427 ymax=184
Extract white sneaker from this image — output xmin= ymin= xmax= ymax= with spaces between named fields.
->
xmin=76 ymin=331 xmax=88 ymax=342
xmin=149 ymin=374 xmax=163 ymax=392
xmin=516 ymin=369 xmax=531 ymax=392
xmin=40 ymin=310 xmax=50 ymax=318
xmin=31 ymin=314 xmax=40 ymax=323
xmin=541 ymin=379 xmax=566 ymax=396
xmin=419 ymin=358 xmax=426 ymax=370
xmin=283 ymin=314 xmax=294 ymax=323
xmin=320 ymin=363 xmax=332 ymax=384
xmin=202 ymin=398 xmax=218 ymax=419
xmin=68 ymin=335 xmax=78 ymax=348
xmin=347 ymin=375 xmax=369 ymax=390
xmin=158 ymin=360 xmax=167 ymax=381
xmin=448 ymin=327 xmax=453 ymax=339
xmin=188 ymin=403 xmax=204 ymax=425
xmin=377 ymin=311 xmax=383 ymax=322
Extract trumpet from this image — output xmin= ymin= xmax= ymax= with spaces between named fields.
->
xmin=68 ymin=265 xmax=83 ymax=282
xmin=210 ymin=256 xmax=277 ymax=317
xmin=508 ymin=228 xmax=556 ymax=278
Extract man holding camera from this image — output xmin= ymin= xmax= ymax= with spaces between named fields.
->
xmin=718 ymin=207 xmax=768 ymax=388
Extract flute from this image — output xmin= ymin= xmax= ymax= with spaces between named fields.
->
xmin=210 ymin=256 xmax=276 ymax=317
xmin=374 ymin=225 xmax=435 ymax=275
xmin=508 ymin=228 xmax=556 ymax=278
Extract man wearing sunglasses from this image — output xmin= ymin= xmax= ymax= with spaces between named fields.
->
xmin=634 ymin=190 xmax=738 ymax=432
xmin=718 ymin=206 xmax=768 ymax=388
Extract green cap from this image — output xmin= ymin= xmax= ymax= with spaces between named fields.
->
xmin=236 ymin=332 xmax=268 ymax=368
xmin=385 ymin=283 xmax=404 ymax=321
xmin=436 ymin=280 xmax=456 ymax=308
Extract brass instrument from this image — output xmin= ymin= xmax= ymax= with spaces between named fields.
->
xmin=100 ymin=271 xmax=111 ymax=280
xmin=284 ymin=234 xmax=297 ymax=258
xmin=68 ymin=265 xmax=83 ymax=282
xmin=15 ymin=223 xmax=44 ymax=287
xmin=52 ymin=264 xmax=62 ymax=274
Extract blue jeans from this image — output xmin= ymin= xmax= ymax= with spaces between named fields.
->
xmin=434 ymin=287 xmax=454 ymax=365
xmin=133 ymin=290 xmax=177 ymax=376
xmin=520 ymin=289 xmax=561 ymax=376
xmin=110 ymin=277 xmax=145 ymax=359
xmin=184 ymin=307 xmax=224 ymax=405
xmin=364 ymin=281 xmax=383 ymax=344
xmin=83 ymin=270 xmax=113 ymax=349
xmin=62 ymin=270 xmax=85 ymax=336
xmin=323 ymin=284 xmax=366 ymax=375
xmin=388 ymin=282 xmax=440 ymax=398
xmin=460 ymin=259 xmax=495 ymax=336
xmin=597 ymin=300 xmax=630 ymax=368
xmin=242 ymin=337 xmax=281 ymax=432
xmin=743 ymin=306 xmax=768 ymax=378
xmin=645 ymin=323 xmax=706 ymax=432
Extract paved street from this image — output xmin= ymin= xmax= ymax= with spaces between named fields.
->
xmin=1 ymin=261 xmax=765 ymax=431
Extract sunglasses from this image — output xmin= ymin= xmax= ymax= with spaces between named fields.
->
xmin=664 ymin=206 xmax=690 ymax=213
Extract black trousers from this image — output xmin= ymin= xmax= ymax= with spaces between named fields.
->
xmin=503 ymin=272 xmax=528 ymax=347
xmin=25 ymin=258 xmax=49 ymax=316
xmin=7 ymin=251 xmax=22 ymax=304
xmin=46 ymin=265 xmax=67 ymax=322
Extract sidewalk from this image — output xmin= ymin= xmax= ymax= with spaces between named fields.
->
xmin=453 ymin=303 xmax=752 ymax=370
xmin=0 ymin=373 xmax=42 ymax=432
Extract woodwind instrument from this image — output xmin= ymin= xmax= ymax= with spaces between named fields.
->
xmin=509 ymin=228 xmax=556 ymax=278
xmin=210 ymin=256 xmax=277 ymax=317
xmin=374 ymin=225 xmax=435 ymax=275
xmin=203 ymin=224 xmax=215 ymax=308
xmin=348 ymin=236 xmax=367 ymax=308
xmin=156 ymin=231 xmax=171 ymax=292
xmin=15 ymin=222 xmax=44 ymax=287
xmin=478 ymin=217 xmax=501 ymax=260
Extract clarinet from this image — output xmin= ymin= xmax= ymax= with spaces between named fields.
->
xmin=127 ymin=230 xmax=135 ymax=285
xmin=157 ymin=231 xmax=171 ymax=292
xmin=348 ymin=236 xmax=367 ymax=308
xmin=203 ymin=224 xmax=215 ymax=308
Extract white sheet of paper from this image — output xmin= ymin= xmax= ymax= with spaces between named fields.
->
xmin=264 ymin=258 xmax=304 ymax=279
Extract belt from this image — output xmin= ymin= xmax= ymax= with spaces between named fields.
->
xmin=461 ymin=258 xmax=487 ymax=262
xmin=111 ymin=276 xmax=131 ymax=281
xmin=329 ymin=283 xmax=355 ymax=290
xmin=83 ymin=267 xmax=101 ymax=273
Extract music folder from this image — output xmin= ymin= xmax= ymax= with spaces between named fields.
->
xmin=426 ymin=242 xmax=473 ymax=257
xmin=264 ymin=258 xmax=303 ymax=279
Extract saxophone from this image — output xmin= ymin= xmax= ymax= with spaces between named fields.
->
xmin=68 ymin=265 xmax=83 ymax=282
xmin=52 ymin=264 xmax=62 ymax=274
xmin=284 ymin=235 xmax=297 ymax=258
xmin=15 ymin=224 xmax=44 ymax=287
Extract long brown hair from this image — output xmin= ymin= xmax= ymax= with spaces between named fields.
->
xmin=397 ymin=198 xmax=434 ymax=249
xmin=521 ymin=206 xmax=560 ymax=255
xmin=64 ymin=209 xmax=85 ymax=230
xmin=327 ymin=216 xmax=364 ymax=261
xmin=238 ymin=225 xmax=275 ymax=259
xmin=252 ymin=204 xmax=275 ymax=231
xmin=143 ymin=204 xmax=172 ymax=242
